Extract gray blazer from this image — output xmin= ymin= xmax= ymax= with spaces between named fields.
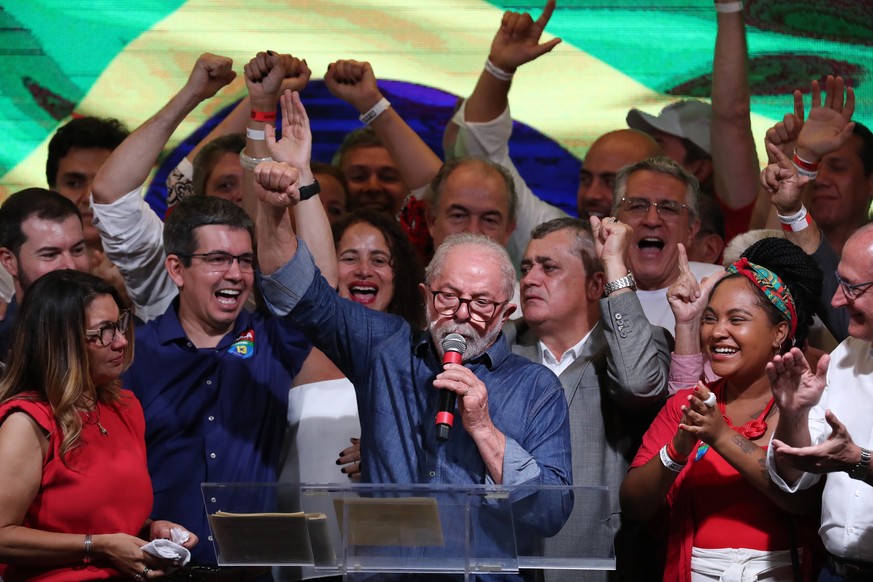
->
xmin=504 ymin=291 xmax=672 ymax=582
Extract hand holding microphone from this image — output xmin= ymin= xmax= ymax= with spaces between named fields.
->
xmin=435 ymin=333 xmax=467 ymax=441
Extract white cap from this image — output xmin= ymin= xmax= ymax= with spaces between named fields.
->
xmin=627 ymin=100 xmax=712 ymax=156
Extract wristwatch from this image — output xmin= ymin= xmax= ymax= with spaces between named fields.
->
xmin=849 ymin=447 xmax=871 ymax=481
xmin=604 ymin=272 xmax=637 ymax=296
xmin=299 ymin=179 xmax=321 ymax=201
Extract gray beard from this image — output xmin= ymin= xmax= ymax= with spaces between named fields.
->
xmin=429 ymin=319 xmax=503 ymax=362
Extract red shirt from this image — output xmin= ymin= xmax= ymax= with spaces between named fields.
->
xmin=0 ymin=390 xmax=152 ymax=581
xmin=631 ymin=387 xmax=813 ymax=581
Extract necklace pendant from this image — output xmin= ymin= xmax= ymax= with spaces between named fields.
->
xmin=98 ymin=423 xmax=109 ymax=436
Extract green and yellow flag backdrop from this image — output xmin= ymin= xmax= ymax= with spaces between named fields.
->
xmin=1 ymin=0 xmax=871 ymax=211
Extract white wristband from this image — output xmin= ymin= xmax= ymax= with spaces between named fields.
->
xmin=238 ymin=149 xmax=273 ymax=172
xmin=246 ymin=127 xmax=266 ymax=141
xmin=715 ymin=1 xmax=743 ymax=13
xmin=484 ymin=59 xmax=514 ymax=82
xmin=359 ymin=98 xmax=391 ymax=125
xmin=777 ymin=205 xmax=813 ymax=232
xmin=659 ymin=445 xmax=686 ymax=473
xmin=776 ymin=205 xmax=807 ymax=224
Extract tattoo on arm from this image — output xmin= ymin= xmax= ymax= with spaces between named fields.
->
xmin=732 ymin=434 xmax=757 ymax=455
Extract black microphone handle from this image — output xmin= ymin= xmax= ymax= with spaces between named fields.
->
xmin=436 ymin=388 xmax=457 ymax=441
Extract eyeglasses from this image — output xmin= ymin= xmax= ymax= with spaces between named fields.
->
xmin=85 ymin=309 xmax=132 ymax=347
xmin=428 ymin=288 xmax=507 ymax=323
xmin=338 ymin=253 xmax=393 ymax=270
xmin=618 ymin=197 xmax=689 ymax=222
xmin=181 ymin=252 xmax=255 ymax=273
xmin=835 ymin=271 xmax=873 ymax=300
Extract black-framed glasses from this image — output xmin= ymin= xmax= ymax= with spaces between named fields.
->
xmin=428 ymin=288 xmax=507 ymax=323
xmin=835 ymin=271 xmax=873 ymax=300
xmin=85 ymin=309 xmax=132 ymax=347
xmin=180 ymin=252 xmax=255 ymax=273
xmin=618 ymin=197 xmax=689 ymax=222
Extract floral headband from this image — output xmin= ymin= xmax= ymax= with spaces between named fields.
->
xmin=727 ymin=257 xmax=797 ymax=339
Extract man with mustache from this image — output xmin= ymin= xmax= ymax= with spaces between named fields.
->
xmin=255 ymin=162 xmax=573 ymax=580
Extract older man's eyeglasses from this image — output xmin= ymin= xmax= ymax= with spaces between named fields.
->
xmin=181 ymin=252 xmax=255 ymax=273
xmin=618 ymin=197 xmax=689 ymax=222
xmin=428 ymin=288 xmax=506 ymax=323
xmin=85 ymin=309 xmax=132 ymax=347
xmin=835 ymin=271 xmax=873 ymax=300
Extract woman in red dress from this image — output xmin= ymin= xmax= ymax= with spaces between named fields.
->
xmin=620 ymin=237 xmax=823 ymax=581
xmin=0 ymin=270 xmax=197 ymax=581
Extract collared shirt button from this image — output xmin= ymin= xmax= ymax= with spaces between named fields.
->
xmin=208 ymin=535 xmax=213 ymax=542
xmin=186 ymin=341 xmax=193 ymax=348
xmin=206 ymin=380 xmax=213 ymax=386
xmin=429 ymin=471 xmax=435 ymax=477
xmin=210 ymin=452 xmax=217 ymax=459
xmin=208 ymin=415 xmax=215 ymax=422
xmin=614 ymin=313 xmax=622 ymax=320
xmin=210 ymin=497 xmax=217 ymax=503
xmin=619 ymin=332 xmax=627 ymax=339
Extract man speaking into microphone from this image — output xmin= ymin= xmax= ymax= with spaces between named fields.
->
xmin=258 ymin=196 xmax=573 ymax=555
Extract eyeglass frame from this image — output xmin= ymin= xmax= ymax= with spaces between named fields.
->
xmin=617 ymin=197 xmax=690 ymax=221
xmin=85 ymin=309 xmax=132 ymax=347
xmin=178 ymin=252 xmax=256 ymax=273
xmin=835 ymin=271 xmax=873 ymax=300
xmin=427 ymin=287 xmax=508 ymax=323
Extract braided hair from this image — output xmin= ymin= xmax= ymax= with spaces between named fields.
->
xmin=739 ymin=237 xmax=822 ymax=348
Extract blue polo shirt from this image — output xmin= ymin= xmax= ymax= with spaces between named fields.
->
xmin=124 ymin=298 xmax=310 ymax=563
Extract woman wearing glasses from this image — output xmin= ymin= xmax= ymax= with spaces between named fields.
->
xmin=0 ymin=270 xmax=196 ymax=581
xmin=620 ymin=238 xmax=823 ymax=581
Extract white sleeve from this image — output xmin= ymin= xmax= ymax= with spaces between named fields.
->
xmin=451 ymin=101 xmax=567 ymax=269
xmin=91 ymin=186 xmax=177 ymax=322
xmin=766 ymin=400 xmax=831 ymax=492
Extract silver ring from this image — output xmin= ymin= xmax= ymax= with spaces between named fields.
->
xmin=702 ymin=392 xmax=717 ymax=408
xmin=610 ymin=217 xmax=618 ymax=223
xmin=134 ymin=574 xmax=144 ymax=582
xmin=143 ymin=566 xmax=151 ymax=576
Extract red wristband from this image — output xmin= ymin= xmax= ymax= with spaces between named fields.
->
xmin=250 ymin=109 xmax=277 ymax=122
xmin=792 ymin=150 xmax=820 ymax=173
xmin=667 ymin=441 xmax=689 ymax=464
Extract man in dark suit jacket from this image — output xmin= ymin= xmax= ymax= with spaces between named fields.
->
xmin=504 ymin=217 xmax=672 ymax=581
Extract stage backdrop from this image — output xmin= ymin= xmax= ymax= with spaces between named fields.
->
xmin=1 ymin=0 xmax=870 ymax=215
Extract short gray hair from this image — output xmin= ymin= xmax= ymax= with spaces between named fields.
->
xmin=426 ymin=233 xmax=515 ymax=302
xmin=612 ymin=156 xmax=700 ymax=221
xmin=530 ymin=218 xmax=603 ymax=277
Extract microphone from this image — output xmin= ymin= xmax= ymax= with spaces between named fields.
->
xmin=436 ymin=333 xmax=467 ymax=441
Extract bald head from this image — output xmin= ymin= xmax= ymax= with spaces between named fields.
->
xmin=577 ymin=129 xmax=662 ymax=218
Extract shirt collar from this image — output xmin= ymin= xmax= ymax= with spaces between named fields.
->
xmin=537 ymin=327 xmax=594 ymax=368
xmin=155 ymin=296 xmax=255 ymax=349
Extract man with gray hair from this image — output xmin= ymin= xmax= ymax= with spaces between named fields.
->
xmin=256 ymin=167 xmax=573 ymax=578
xmin=611 ymin=156 xmax=722 ymax=334
xmin=504 ymin=216 xmax=671 ymax=580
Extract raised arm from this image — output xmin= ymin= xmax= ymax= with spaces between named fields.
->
xmin=264 ymin=90 xmax=337 ymax=286
xmin=592 ymin=216 xmax=672 ymax=409
xmin=324 ymin=60 xmax=441 ymax=190
xmin=92 ymin=53 xmax=236 ymax=203
xmin=709 ymin=0 xmax=759 ymax=212
xmin=464 ymin=0 xmax=561 ymax=124
xmin=166 ymin=61 xmax=311 ymax=206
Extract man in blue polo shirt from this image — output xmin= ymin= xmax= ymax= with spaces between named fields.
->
xmin=121 ymin=196 xmax=311 ymax=573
